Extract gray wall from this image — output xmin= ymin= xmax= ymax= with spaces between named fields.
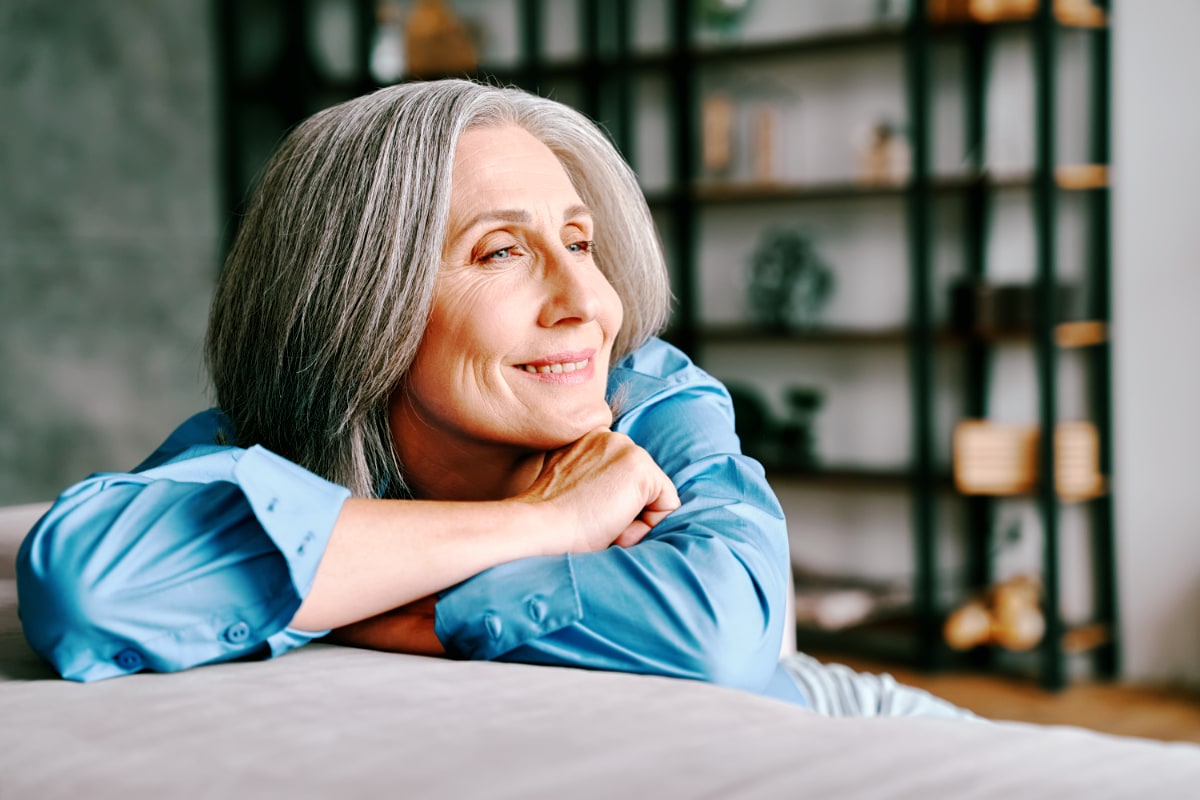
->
xmin=0 ymin=0 xmax=218 ymax=503
xmin=1112 ymin=0 xmax=1200 ymax=687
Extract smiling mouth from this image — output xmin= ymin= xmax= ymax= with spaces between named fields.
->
xmin=518 ymin=358 xmax=590 ymax=375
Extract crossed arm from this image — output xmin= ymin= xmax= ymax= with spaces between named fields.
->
xmin=17 ymin=348 xmax=789 ymax=689
xmin=326 ymin=373 xmax=790 ymax=690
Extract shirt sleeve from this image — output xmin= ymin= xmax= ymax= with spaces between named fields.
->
xmin=16 ymin=445 xmax=349 ymax=682
xmin=434 ymin=364 xmax=792 ymax=694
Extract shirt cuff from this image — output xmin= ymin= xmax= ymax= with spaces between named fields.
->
xmin=232 ymin=445 xmax=351 ymax=597
xmin=267 ymin=625 xmax=330 ymax=658
xmin=435 ymin=554 xmax=583 ymax=660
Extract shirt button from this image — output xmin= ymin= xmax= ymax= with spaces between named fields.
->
xmin=223 ymin=621 xmax=251 ymax=644
xmin=527 ymin=597 xmax=547 ymax=623
xmin=114 ymin=648 xmax=144 ymax=671
xmin=484 ymin=613 xmax=503 ymax=640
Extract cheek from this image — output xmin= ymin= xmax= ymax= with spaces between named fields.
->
xmin=426 ymin=277 xmax=512 ymax=352
xmin=598 ymin=276 xmax=625 ymax=343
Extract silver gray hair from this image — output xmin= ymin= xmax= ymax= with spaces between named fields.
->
xmin=206 ymin=79 xmax=671 ymax=498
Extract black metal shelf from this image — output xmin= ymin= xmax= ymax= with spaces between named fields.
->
xmin=768 ymin=465 xmax=911 ymax=487
xmin=217 ymin=0 xmax=1116 ymax=693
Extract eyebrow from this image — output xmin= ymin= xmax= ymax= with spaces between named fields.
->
xmin=452 ymin=204 xmax=594 ymax=241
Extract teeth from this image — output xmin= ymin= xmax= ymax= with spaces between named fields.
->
xmin=522 ymin=358 xmax=589 ymax=374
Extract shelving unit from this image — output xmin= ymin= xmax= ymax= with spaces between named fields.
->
xmin=913 ymin=0 xmax=1117 ymax=687
xmin=214 ymin=0 xmax=1117 ymax=690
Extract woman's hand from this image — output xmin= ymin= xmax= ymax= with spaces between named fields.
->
xmin=518 ymin=428 xmax=681 ymax=554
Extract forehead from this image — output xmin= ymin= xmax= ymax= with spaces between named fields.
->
xmin=450 ymin=125 xmax=580 ymax=201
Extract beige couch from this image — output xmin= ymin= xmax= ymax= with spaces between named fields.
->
xmin=3 ymin=501 xmax=1199 ymax=798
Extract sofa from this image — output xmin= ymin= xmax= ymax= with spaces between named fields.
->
xmin=3 ymin=501 xmax=1199 ymax=798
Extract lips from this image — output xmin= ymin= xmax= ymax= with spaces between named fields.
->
xmin=515 ymin=349 xmax=597 ymax=380
xmin=519 ymin=358 xmax=589 ymax=375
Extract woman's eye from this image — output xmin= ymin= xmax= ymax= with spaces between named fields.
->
xmin=567 ymin=240 xmax=595 ymax=255
xmin=481 ymin=246 xmax=516 ymax=263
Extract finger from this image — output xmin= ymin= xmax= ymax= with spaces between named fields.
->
xmin=640 ymin=508 xmax=674 ymax=529
xmin=613 ymin=520 xmax=651 ymax=548
xmin=644 ymin=476 xmax=681 ymax=514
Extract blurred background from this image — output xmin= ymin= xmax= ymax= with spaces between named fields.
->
xmin=1 ymin=0 xmax=1197 ymax=710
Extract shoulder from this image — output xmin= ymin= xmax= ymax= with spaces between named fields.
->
xmin=132 ymin=409 xmax=241 ymax=472
xmin=607 ymin=338 xmax=732 ymax=426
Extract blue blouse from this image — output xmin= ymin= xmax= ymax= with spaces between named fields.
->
xmin=17 ymin=338 xmax=803 ymax=703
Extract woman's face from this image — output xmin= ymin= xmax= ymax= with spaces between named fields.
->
xmin=390 ymin=124 xmax=624 ymax=459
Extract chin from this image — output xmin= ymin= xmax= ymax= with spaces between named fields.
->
xmin=529 ymin=409 xmax=614 ymax=449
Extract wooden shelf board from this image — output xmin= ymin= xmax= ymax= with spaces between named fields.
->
xmin=674 ymin=169 xmax=1107 ymax=206
xmin=692 ymin=179 xmax=906 ymax=204
xmin=698 ymin=325 xmax=911 ymax=346
xmin=766 ymin=465 xmax=912 ymax=486
xmin=763 ymin=465 xmax=957 ymax=493
xmin=695 ymin=324 xmax=1107 ymax=349
xmin=931 ymin=6 xmax=1109 ymax=30
xmin=694 ymin=24 xmax=907 ymax=63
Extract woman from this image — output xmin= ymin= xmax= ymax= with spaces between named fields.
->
xmin=17 ymin=80 xmax=970 ymax=718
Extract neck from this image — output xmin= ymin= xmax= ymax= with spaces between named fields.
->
xmin=391 ymin=409 xmax=546 ymax=501
xmin=406 ymin=444 xmax=546 ymax=502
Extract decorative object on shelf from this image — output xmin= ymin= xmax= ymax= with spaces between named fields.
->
xmin=701 ymin=93 xmax=736 ymax=177
xmin=954 ymin=421 xmax=1038 ymax=496
xmin=726 ymin=383 xmax=773 ymax=462
xmin=858 ymin=121 xmax=911 ymax=186
xmin=1054 ymin=421 xmax=1105 ymax=502
xmin=777 ymin=387 xmax=823 ymax=470
xmin=725 ymin=383 xmax=824 ymax=470
xmin=929 ymin=0 xmax=1105 ymax=25
xmin=953 ymin=420 xmax=1105 ymax=500
xmin=1053 ymin=0 xmax=1107 ymax=26
xmin=309 ymin=0 xmax=360 ymax=82
xmin=747 ymin=227 xmax=834 ymax=332
xmin=1054 ymin=320 xmax=1107 ymax=348
xmin=874 ymin=0 xmax=908 ymax=24
xmin=696 ymin=0 xmax=755 ymax=41
xmin=949 ymin=279 xmax=1079 ymax=339
xmin=370 ymin=0 xmax=406 ymax=84
xmin=749 ymin=102 xmax=781 ymax=183
xmin=928 ymin=0 xmax=1034 ymax=23
xmin=944 ymin=575 xmax=1045 ymax=652
xmin=1055 ymin=163 xmax=1108 ymax=189
xmin=700 ymin=81 xmax=794 ymax=186
xmin=793 ymin=566 xmax=912 ymax=631
xmin=404 ymin=0 xmax=477 ymax=79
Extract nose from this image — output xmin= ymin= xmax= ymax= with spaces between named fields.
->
xmin=537 ymin=249 xmax=602 ymax=327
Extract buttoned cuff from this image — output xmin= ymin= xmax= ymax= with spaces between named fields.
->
xmin=434 ymin=554 xmax=582 ymax=660
xmin=233 ymin=445 xmax=351 ymax=597
xmin=267 ymin=625 xmax=329 ymax=658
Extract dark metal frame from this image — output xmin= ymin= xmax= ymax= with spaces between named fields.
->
xmin=214 ymin=0 xmax=1118 ymax=689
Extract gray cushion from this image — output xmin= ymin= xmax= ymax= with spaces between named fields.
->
xmin=3 ymin=504 xmax=1199 ymax=798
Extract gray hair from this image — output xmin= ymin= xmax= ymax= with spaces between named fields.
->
xmin=206 ymin=79 xmax=671 ymax=498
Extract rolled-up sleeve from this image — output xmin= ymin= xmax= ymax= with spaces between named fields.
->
xmin=16 ymin=445 xmax=349 ymax=682
xmin=435 ymin=341 xmax=791 ymax=694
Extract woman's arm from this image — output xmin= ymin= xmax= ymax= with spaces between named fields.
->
xmin=291 ymin=428 xmax=678 ymax=631
xmin=17 ymin=444 xmax=347 ymax=682
xmin=431 ymin=342 xmax=792 ymax=694
xmin=18 ymin=423 xmax=677 ymax=681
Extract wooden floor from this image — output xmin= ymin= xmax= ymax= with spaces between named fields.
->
xmin=829 ymin=655 xmax=1200 ymax=744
